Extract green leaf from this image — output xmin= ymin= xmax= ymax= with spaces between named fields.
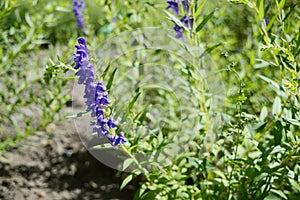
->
xmin=196 ymin=10 xmax=215 ymax=32
xmin=260 ymin=106 xmax=268 ymax=121
xmin=204 ymin=42 xmax=222 ymax=55
xmin=140 ymin=190 xmax=157 ymax=200
xmin=270 ymin=145 xmax=285 ymax=154
xmin=102 ymin=63 xmax=112 ymax=79
xmin=100 ymin=24 xmax=114 ymax=36
xmin=164 ymin=10 xmax=188 ymax=31
xmin=133 ymin=185 xmax=147 ymax=200
xmin=267 ymin=192 xmax=286 ymax=200
xmin=120 ymin=174 xmax=134 ymax=190
xmin=257 ymin=142 xmax=266 ymax=154
xmin=11 ymin=116 xmax=22 ymax=135
xmin=0 ymin=155 xmax=10 ymax=164
xmin=128 ymin=91 xmax=142 ymax=112
xmin=106 ymin=68 xmax=118 ymax=92
xmin=266 ymin=16 xmax=276 ymax=31
xmin=194 ymin=0 xmax=207 ymax=20
xmin=66 ymin=111 xmax=90 ymax=119
xmin=258 ymin=0 xmax=264 ymax=20
xmin=272 ymin=96 xmax=282 ymax=116
xmin=254 ymin=59 xmax=275 ymax=69
xmin=187 ymin=157 xmax=201 ymax=169
xmin=285 ymin=118 xmax=300 ymax=126
xmin=55 ymin=6 xmax=72 ymax=12
xmin=137 ymin=103 xmax=152 ymax=125
xmin=157 ymin=131 xmax=163 ymax=145
xmin=257 ymin=75 xmax=281 ymax=91
xmin=90 ymin=143 xmax=114 ymax=150
xmin=25 ymin=13 xmax=33 ymax=27
xmin=122 ymin=158 xmax=134 ymax=171
xmin=289 ymin=178 xmax=300 ymax=192
xmin=253 ymin=121 xmax=268 ymax=131
xmin=272 ymin=121 xmax=283 ymax=145
xmin=278 ymin=0 xmax=286 ymax=10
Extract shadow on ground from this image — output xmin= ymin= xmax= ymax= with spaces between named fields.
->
xmin=0 ymin=124 xmax=135 ymax=200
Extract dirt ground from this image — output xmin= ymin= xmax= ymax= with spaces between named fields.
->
xmin=0 ymin=115 xmax=135 ymax=200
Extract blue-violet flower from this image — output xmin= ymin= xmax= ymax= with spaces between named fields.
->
xmin=167 ymin=0 xmax=180 ymax=16
xmin=73 ymin=37 xmax=127 ymax=147
xmin=181 ymin=15 xmax=194 ymax=29
xmin=174 ymin=24 xmax=185 ymax=40
xmin=73 ymin=0 xmax=87 ymax=33
xmin=181 ymin=0 xmax=189 ymax=13
xmin=167 ymin=0 xmax=194 ymax=41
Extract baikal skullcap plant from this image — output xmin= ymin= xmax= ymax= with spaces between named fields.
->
xmin=73 ymin=0 xmax=87 ymax=34
xmin=166 ymin=0 xmax=194 ymax=40
xmin=73 ymin=37 xmax=127 ymax=147
xmin=167 ymin=0 xmax=180 ymax=16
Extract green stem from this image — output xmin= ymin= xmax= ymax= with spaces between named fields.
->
xmin=121 ymin=145 xmax=152 ymax=183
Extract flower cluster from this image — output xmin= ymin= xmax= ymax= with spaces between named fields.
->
xmin=167 ymin=0 xmax=194 ymax=40
xmin=73 ymin=0 xmax=87 ymax=34
xmin=74 ymin=37 xmax=127 ymax=147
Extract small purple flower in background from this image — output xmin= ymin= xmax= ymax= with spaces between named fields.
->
xmin=167 ymin=0 xmax=194 ymax=41
xmin=167 ymin=0 xmax=180 ymax=16
xmin=264 ymin=17 xmax=270 ymax=26
xmin=174 ymin=24 xmax=185 ymax=40
xmin=181 ymin=15 xmax=194 ymax=29
xmin=112 ymin=18 xmax=118 ymax=24
xmin=73 ymin=37 xmax=127 ymax=147
xmin=73 ymin=0 xmax=87 ymax=34
xmin=181 ymin=0 xmax=189 ymax=13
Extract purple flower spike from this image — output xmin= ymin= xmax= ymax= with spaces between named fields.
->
xmin=73 ymin=0 xmax=86 ymax=31
xmin=78 ymin=37 xmax=87 ymax=47
xmin=167 ymin=0 xmax=180 ymax=16
xmin=73 ymin=37 xmax=128 ymax=147
xmin=74 ymin=40 xmax=88 ymax=69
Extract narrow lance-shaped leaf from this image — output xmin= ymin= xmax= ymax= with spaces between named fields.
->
xmin=90 ymin=143 xmax=114 ymax=150
xmin=258 ymin=0 xmax=264 ymax=20
xmin=290 ymin=178 xmax=300 ymax=192
xmin=102 ymin=63 xmax=112 ymax=80
xmin=272 ymin=96 xmax=282 ymax=116
xmin=196 ymin=10 xmax=215 ymax=32
xmin=128 ymin=91 xmax=142 ymax=112
xmin=194 ymin=0 xmax=207 ymax=21
xmin=278 ymin=0 xmax=286 ymax=11
xmin=120 ymin=174 xmax=134 ymax=190
xmin=137 ymin=103 xmax=152 ymax=125
xmin=106 ymin=67 xmax=118 ymax=92
xmin=164 ymin=10 xmax=189 ymax=31
xmin=260 ymin=106 xmax=268 ymax=121
xmin=122 ymin=158 xmax=135 ymax=171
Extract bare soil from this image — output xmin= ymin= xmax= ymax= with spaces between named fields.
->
xmin=0 ymin=119 xmax=134 ymax=200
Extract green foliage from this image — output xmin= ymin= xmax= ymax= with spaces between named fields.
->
xmin=0 ymin=1 xmax=73 ymax=160
xmin=111 ymin=0 xmax=300 ymax=199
